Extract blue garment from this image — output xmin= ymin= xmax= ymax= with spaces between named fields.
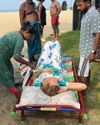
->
xmin=27 ymin=20 xmax=42 ymax=58
xmin=40 ymin=5 xmax=46 ymax=26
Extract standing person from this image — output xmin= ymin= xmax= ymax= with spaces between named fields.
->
xmin=19 ymin=0 xmax=41 ymax=63
xmin=77 ymin=0 xmax=100 ymax=86
xmin=37 ymin=0 xmax=46 ymax=41
xmin=50 ymin=0 xmax=61 ymax=40
xmin=25 ymin=11 xmax=42 ymax=63
xmin=0 ymin=22 xmax=35 ymax=98
xmin=19 ymin=0 xmax=37 ymax=26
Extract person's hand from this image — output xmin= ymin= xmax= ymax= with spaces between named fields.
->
xmin=40 ymin=25 xmax=43 ymax=29
xmin=58 ymin=87 xmax=68 ymax=93
xmin=20 ymin=54 xmax=24 ymax=57
xmin=28 ymin=62 xmax=36 ymax=70
xmin=88 ymin=53 xmax=95 ymax=62
xmin=42 ymin=68 xmax=53 ymax=73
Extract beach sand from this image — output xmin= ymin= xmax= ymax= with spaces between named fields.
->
xmin=0 ymin=10 xmax=73 ymax=37
xmin=0 ymin=10 xmax=74 ymax=125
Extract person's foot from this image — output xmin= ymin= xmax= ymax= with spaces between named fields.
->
xmin=15 ymin=90 xmax=22 ymax=100
xmin=15 ymin=81 xmax=23 ymax=87
xmin=9 ymin=87 xmax=21 ymax=99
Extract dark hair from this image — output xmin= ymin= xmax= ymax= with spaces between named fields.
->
xmin=41 ymin=83 xmax=60 ymax=96
xmin=38 ymin=0 xmax=45 ymax=2
xmin=21 ymin=21 xmax=35 ymax=34
xmin=27 ymin=0 xmax=36 ymax=6
xmin=83 ymin=0 xmax=91 ymax=2
xmin=26 ymin=0 xmax=33 ymax=3
xmin=77 ymin=0 xmax=91 ymax=2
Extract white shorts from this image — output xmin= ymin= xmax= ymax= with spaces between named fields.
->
xmin=78 ymin=57 xmax=90 ymax=77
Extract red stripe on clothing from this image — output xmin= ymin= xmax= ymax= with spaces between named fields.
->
xmin=20 ymin=65 xmax=28 ymax=71
xmin=63 ymin=59 xmax=72 ymax=63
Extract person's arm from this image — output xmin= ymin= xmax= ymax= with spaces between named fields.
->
xmin=38 ymin=3 xmax=42 ymax=24
xmin=19 ymin=4 xmax=25 ymax=26
xmin=14 ymin=56 xmax=34 ymax=69
xmin=88 ymin=33 xmax=100 ymax=62
xmin=58 ymin=82 xmax=87 ymax=93
xmin=13 ymin=39 xmax=35 ymax=69
xmin=88 ymin=13 xmax=100 ymax=62
xmin=50 ymin=3 xmax=52 ymax=16
xmin=50 ymin=7 xmax=52 ymax=16
xmin=93 ymin=33 xmax=100 ymax=51
xmin=56 ymin=1 xmax=61 ymax=16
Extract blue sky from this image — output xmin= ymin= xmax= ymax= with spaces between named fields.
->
xmin=0 ymin=0 xmax=75 ymax=11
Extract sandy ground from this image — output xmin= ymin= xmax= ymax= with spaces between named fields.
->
xmin=0 ymin=10 xmax=73 ymax=37
xmin=0 ymin=10 xmax=73 ymax=125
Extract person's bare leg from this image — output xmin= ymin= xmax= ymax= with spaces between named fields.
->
xmin=41 ymin=26 xmax=43 ymax=38
xmin=55 ymin=29 xmax=59 ymax=40
xmin=80 ymin=76 xmax=90 ymax=96
xmin=52 ymin=30 xmax=56 ymax=40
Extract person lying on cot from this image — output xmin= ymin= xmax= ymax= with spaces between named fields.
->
xmin=0 ymin=21 xmax=35 ymax=98
xmin=31 ymin=68 xmax=87 ymax=96
xmin=29 ymin=40 xmax=87 ymax=96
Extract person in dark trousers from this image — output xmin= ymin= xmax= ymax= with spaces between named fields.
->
xmin=19 ymin=0 xmax=41 ymax=62
xmin=37 ymin=0 xmax=46 ymax=39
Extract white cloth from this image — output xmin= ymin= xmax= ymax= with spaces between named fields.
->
xmin=16 ymin=86 xmax=80 ymax=109
xmin=78 ymin=56 xmax=90 ymax=77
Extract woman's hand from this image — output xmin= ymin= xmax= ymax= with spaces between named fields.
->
xmin=58 ymin=87 xmax=68 ymax=93
xmin=28 ymin=63 xmax=36 ymax=70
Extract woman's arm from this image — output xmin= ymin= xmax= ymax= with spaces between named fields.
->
xmin=58 ymin=82 xmax=87 ymax=93
xmin=14 ymin=56 xmax=35 ymax=69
